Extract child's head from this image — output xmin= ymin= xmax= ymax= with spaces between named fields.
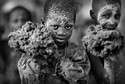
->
xmin=90 ymin=0 xmax=121 ymax=30
xmin=8 ymin=6 xmax=32 ymax=31
xmin=44 ymin=0 xmax=76 ymax=46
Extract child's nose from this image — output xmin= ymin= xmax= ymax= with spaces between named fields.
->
xmin=109 ymin=18 xmax=118 ymax=26
xmin=110 ymin=17 xmax=116 ymax=24
xmin=57 ymin=27 xmax=66 ymax=35
xmin=18 ymin=21 xmax=24 ymax=28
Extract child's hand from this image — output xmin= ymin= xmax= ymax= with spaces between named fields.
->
xmin=57 ymin=57 xmax=85 ymax=82
xmin=67 ymin=44 xmax=91 ymax=79
xmin=71 ymin=47 xmax=87 ymax=63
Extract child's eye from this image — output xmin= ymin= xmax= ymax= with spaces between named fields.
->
xmin=65 ymin=25 xmax=73 ymax=30
xmin=13 ymin=19 xmax=18 ymax=23
xmin=102 ymin=14 xmax=111 ymax=19
xmin=115 ymin=13 xmax=121 ymax=20
xmin=52 ymin=25 xmax=59 ymax=30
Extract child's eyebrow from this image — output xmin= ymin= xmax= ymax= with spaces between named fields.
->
xmin=102 ymin=10 xmax=112 ymax=14
xmin=103 ymin=9 xmax=112 ymax=12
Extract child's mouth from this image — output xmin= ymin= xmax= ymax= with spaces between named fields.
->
xmin=56 ymin=39 xmax=65 ymax=42
xmin=104 ymin=24 xmax=117 ymax=30
xmin=106 ymin=26 xmax=116 ymax=30
xmin=55 ymin=36 xmax=66 ymax=42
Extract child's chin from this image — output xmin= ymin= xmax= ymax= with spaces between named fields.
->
xmin=55 ymin=40 xmax=67 ymax=46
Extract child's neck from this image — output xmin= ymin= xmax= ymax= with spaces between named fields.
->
xmin=94 ymin=21 xmax=99 ymax=26
xmin=57 ymin=42 xmax=68 ymax=49
xmin=56 ymin=42 xmax=68 ymax=57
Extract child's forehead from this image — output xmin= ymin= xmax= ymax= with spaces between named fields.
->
xmin=46 ymin=0 xmax=76 ymax=12
xmin=49 ymin=4 xmax=75 ymax=16
xmin=10 ymin=9 xmax=28 ymax=16
xmin=98 ymin=3 xmax=120 ymax=13
xmin=47 ymin=10 xmax=75 ymax=21
xmin=46 ymin=13 xmax=74 ymax=25
xmin=92 ymin=0 xmax=121 ymax=13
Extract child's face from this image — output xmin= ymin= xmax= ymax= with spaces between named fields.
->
xmin=96 ymin=4 xmax=121 ymax=30
xmin=9 ymin=9 xmax=30 ymax=31
xmin=45 ymin=12 xmax=74 ymax=46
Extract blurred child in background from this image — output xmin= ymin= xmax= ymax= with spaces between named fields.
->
xmin=1 ymin=4 xmax=32 ymax=84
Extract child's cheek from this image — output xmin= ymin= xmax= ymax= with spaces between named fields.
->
xmin=98 ymin=17 xmax=107 ymax=25
xmin=66 ymin=29 xmax=73 ymax=37
xmin=98 ymin=16 xmax=119 ymax=29
xmin=50 ymin=30 xmax=58 ymax=38
xmin=97 ymin=12 xmax=108 ymax=26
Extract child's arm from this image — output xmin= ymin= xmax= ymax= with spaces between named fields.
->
xmin=71 ymin=50 xmax=91 ymax=84
xmin=70 ymin=47 xmax=91 ymax=84
xmin=87 ymin=52 xmax=110 ymax=84
xmin=72 ymin=49 xmax=91 ymax=78
xmin=113 ymin=52 xmax=125 ymax=84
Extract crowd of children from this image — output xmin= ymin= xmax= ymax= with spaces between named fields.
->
xmin=0 ymin=0 xmax=125 ymax=84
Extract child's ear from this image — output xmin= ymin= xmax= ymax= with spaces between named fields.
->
xmin=90 ymin=10 xmax=95 ymax=19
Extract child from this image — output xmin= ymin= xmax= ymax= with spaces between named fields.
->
xmin=17 ymin=0 xmax=90 ymax=84
xmin=2 ymin=6 xmax=32 ymax=84
xmin=90 ymin=0 xmax=121 ymax=30
xmin=88 ymin=0 xmax=124 ymax=83
xmin=8 ymin=6 xmax=32 ymax=30
xmin=2 ymin=6 xmax=32 ymax=39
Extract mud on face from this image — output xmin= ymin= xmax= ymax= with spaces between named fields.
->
xmin=97 ymin=3 xmax=121 ymax=30
xmin=45 ymin=12 xmax=74 ymax=46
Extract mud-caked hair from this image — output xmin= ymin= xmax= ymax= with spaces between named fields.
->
xmin=44 ymin=0 xmax=76 ymax=21
xmin=92 ymin=0 xmax=121 ymax=13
